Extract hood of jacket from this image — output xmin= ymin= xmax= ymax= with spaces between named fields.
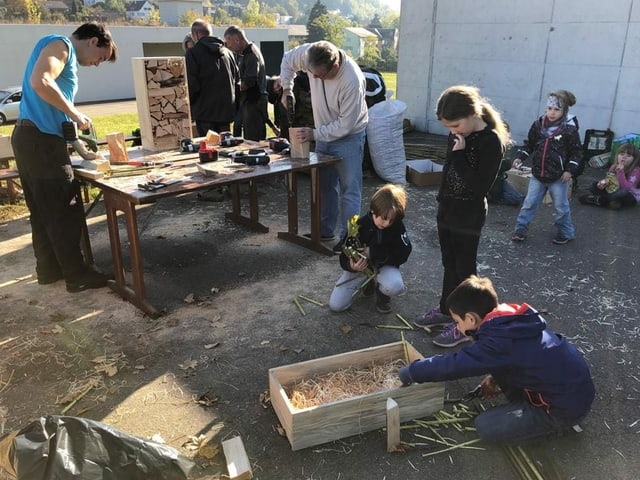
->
xmin=473 ymin=303 xmax=545 ymax=340
xmin=197 ymin=36 xmax=225 ymax=56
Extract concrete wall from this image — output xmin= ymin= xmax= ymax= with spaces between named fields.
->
xmin=0 ymin=25 xmax=288 ymax=104
xmin=397 ymin=0 xmax=640 ymax=142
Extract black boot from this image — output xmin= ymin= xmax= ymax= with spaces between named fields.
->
xmin=66 ymin=266 xmax=111 ymax=293
xmin=375 ymin=287 xmax=391 ymax=314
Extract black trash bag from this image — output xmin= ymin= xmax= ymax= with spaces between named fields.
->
xmin=0 ymin=415 xmax=193 ymax=480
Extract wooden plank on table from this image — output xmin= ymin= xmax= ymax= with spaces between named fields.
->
xmin=222 ymin=436 xmax=253 ymax=480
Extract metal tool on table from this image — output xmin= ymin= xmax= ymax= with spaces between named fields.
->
xmin=232 ymin=148 xmax=270 ymax=166
xmin=62 ymin=120 xmax=99 ymax=160
xmin=444 ymin=384 xmax=483 ymax=404
xmin=268 ymin=137 xmax=290 ymax=153
xmin=286 ymin=94 xmax=295 ymax=127
xmin=219 ymin=131 xmax=244 ymax=147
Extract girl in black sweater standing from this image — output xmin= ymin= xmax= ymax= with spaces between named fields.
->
xmin=415 ymin=85 xmax=511 ymax=347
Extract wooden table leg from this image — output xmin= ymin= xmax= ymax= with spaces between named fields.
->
xmin=277 ymin=167 xmax=332 ymax=255
xmin=225 ymin=180 xmax=269 ymax=232
xmin=103 ymin=191 xmax=159 ymax=317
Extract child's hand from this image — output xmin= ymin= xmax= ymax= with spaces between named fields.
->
xmin=452 ymin=133 xmax=465 ymax=151
xmin=349 ymin=256 xmax=369 ymax=272
xmin=597 ymin=179 xmax=606 ymax=190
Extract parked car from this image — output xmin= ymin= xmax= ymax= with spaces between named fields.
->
xmin=0 ymin=86 xmax=21 ymax=125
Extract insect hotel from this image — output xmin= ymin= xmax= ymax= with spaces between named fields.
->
xmin=269 ymin=341 xmax=444 ymax=451
xmin=131 ymin=56 xmax=192 ymax=151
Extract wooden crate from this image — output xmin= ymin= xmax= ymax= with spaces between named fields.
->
xmin=269 ymin=341 xmax=444 ymax=451
xmin=131 ymin=57 xmax=192 ymax=151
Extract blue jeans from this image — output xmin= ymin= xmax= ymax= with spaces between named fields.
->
xmin=514 ymin=176 xmax=575 ymax=239
xmin=316 ymin=130 xmax=366 ymax=239
xmin=475 ymin=401 xmax=580 ymax=445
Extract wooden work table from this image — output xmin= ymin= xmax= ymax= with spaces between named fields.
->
xmin=75 ymin=143 xmax=339 ymax=317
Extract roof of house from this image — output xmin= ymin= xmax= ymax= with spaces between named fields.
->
xmin=285 ymin=24 xmax=308 ymax=37
xmin=344 ymin=27 xmax=378 ymax=38
xmin=44 ymin=0 xmax=69 ymax=10
xmin=126 ymin=0 xmax=149 ymax=10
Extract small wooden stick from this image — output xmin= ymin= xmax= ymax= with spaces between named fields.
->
xmin=298 ymin=294 xmax=324 ymax=306
xmin=293 ymin=297 xmax=306 ymax=316
xmin=396 ymin=313 xmax=414 ymax=330
xmin=386 ymin=398 xmax=401 ymax=452
xmin=60 ymin=383 xmax=94 ymax=415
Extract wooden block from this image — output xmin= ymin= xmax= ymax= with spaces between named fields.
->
xmin=288 ymin=127 xmax=310 ymax=159
xmin=0 ymin=135 xmax=13 ymax=161
xmin=269 ymin=341 xmax=444 ymax=450
xmin=206 ymin=130 xmax=220 ymax=144
xmin=386 ymin=397 xmax=400 ymax=452
xmin=106 ymin=132 xmax=129 ymax=164
xmin=222 ymin=436 xmax=253 ymax=480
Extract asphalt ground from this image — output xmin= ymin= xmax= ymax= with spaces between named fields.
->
xmin=1 ymin=125 xmax=639 ymax=479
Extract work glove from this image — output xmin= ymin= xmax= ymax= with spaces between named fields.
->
xmin=398 ymin=365 xmax=413 ymax=386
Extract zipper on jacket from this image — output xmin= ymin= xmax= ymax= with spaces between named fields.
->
xmin=540 ymin=138 xmax=549 ymax=177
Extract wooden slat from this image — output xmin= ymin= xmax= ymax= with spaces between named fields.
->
xmin=222 ymin=436 xmax=253 ymax=480
xmin=386 ymin=397 xmax=400 ymax=452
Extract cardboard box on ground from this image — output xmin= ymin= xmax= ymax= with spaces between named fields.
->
xmin=506 ymin=167 xmax=572 ymax=204
xmin=406 ymin=159 xmax=443 ymax=186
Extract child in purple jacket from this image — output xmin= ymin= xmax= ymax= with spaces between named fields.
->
xmin=399 ymin=275 xmax=595 ymax=445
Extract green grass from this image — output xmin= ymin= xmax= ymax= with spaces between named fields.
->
xmin=381 ymin=72 xmax=397 ymax=99
xmin=0 ymin=113 xmax=140 ymax=141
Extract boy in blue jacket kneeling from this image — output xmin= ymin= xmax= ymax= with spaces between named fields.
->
xmin=399 ymin=275 xmax=595 ymax=445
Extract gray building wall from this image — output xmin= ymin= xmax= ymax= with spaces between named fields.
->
xmin=397 ymin=0 xmax=640 ymax=142
xmin=0 ymin=25 xmax=288 ymax=104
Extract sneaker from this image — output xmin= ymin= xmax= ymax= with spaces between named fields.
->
xmin=303 ymin=233 xmax=336 ymax=242
xmin=552 ymin=235 xmax=573 ymax=245
xmin=414 ymin=308 xmax=452 ymax=328
xmin=375 ymin=287 xmax=391 ymax=314
xmin=66 ymin=267 xmax=111 ymax=293
xmin=432 ymin=324 xmax=472 ymax=348
xmin=331 ymin=240 xmax=344 ymax=255
xmin=362 ymin=279 xmax=375 ymax=297
xmin=511 ymin=231 xmax=526 ymax=242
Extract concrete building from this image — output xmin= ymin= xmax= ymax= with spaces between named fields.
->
xmin=396 ymin=0 xmax=640 ymax=142
xmin=343 ymin=27 xmax=378 ymax=60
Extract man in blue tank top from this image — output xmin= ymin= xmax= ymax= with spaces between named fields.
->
xmin=11 ymin=22 xmax=117 ymax=293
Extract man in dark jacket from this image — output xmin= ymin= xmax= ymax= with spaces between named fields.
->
xmin=224 ymin=25 xmax=268 ymax=141
xmin=399 ymin=275 xmax=595 ymax=445
xmin=186 ymin=20 xmax=239 ymax=136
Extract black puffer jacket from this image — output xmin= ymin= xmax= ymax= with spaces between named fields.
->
xmin=339 ymin=212 xmax=412 ymax=271
xmin=517 ymin=115 xmax=582 ymax=183
xmin=185 ymin=36 xmax=239 ymax=123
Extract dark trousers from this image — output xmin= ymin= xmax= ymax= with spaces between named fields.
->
xmin=436 ymin=199 xmax=484 ymax=313
xmin=241 ymin=95 xmax=268 ymax=141
xmin=11 ymin=124 xmax=86 ymax=280
xmin=588 ymin=181 xmax=637 ymax=209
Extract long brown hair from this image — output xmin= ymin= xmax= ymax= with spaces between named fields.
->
xmin=436 ymin=85 xmax=511 ymax=149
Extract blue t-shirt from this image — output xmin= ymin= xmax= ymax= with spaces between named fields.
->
xmin=19 ymin=34 xmax=78 ymax=138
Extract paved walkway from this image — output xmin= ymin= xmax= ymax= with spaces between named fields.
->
xmin=78 ymin=99 xmax=138 ymax=117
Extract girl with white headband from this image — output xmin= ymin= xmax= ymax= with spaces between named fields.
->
xmin=511 ymin=89 xmax=582 ymax=245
